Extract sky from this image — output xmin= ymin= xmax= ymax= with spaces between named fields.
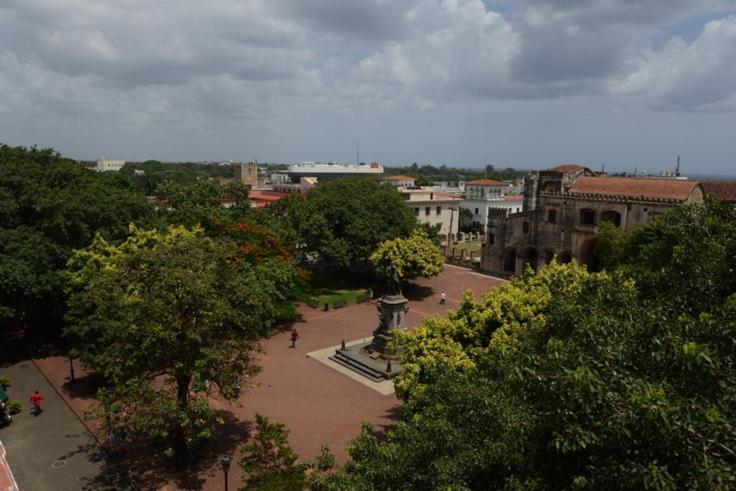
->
xmin=1 ymin=0 xmax=736 ymax=174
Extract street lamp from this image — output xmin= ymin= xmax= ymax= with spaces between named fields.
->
xmin=221 ymin=455 xmax=231 ymax=491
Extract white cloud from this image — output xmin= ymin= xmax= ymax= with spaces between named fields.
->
xmin=612 ymin=16 xmax=736 ymax=110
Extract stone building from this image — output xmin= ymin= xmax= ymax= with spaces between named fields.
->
xmin=481 ymin=164 xmax=705 ymax=276
xmin=234 ymin=162 xmax=258 ymax=187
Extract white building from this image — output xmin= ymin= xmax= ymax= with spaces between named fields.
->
xmin=400 ymin=188 xmax=461 ymax=238
xmin=95 ymin=158 xmax=126 ymax=172
xmin=287 ymin=162 xmax=384 ymax=181
xmin=461 ymin=179 xmax=516 ymax=231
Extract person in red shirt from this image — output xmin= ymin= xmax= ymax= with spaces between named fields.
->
xmin=29 ymin=390 xmax=43 ymax=415
xmin=290 ymin=329 xmax=299 ymax=348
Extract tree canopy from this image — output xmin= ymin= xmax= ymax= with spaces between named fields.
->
xmin=260 ymin=177 xmax=418 ymax=267
xmin=370 ymin=229 xmax=444 ymax=282
xmin=65 ymin=225 xmax=288 ymax=455
xmin=0 ymin=145 xmax=154 ymax=331
xmin=333 ymin=200 xmax=736 ymax=490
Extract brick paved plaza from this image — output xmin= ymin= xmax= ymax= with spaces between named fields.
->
xmin=26 ymin=265 xmax=505 ymax=489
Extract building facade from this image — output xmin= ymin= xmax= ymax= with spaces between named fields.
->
xmin=383 ymin=175 xmax=416 ymax=188
xmin=95 ymin=158 xmax=125 ymax=172
xmin=481 ymin=165 xmax=705 ymax=276
xmin=461 ymin=179 xmax=515 ymax=231
xmin=287 ymin=162 xmax=383 ymax=182
xmin=400 ymin=188 xmax=461 ymax=238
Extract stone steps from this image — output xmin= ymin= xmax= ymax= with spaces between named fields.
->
xmin=329 ymin=349 xmax=398 ymax=382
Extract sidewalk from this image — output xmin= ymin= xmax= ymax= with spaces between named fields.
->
xmin=0 ymin=361 xmax=128 ymax=490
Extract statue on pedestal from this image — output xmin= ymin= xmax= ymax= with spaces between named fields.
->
xmin=370 ymin=262 xmax=408 ymax=359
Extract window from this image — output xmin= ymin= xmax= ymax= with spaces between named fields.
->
xmin=425 ymin=207 xmax=430 ymax=216
xmin=523 ymin=221 xmax=530 ymax=233
xmin=475 ymin=208 xmax=479 ymax=215
xmin=436 ymin=206 xmax=442 ymax=215
xmin=579 ymin=208 xmax=596 ymax=226
xmin=414 ymin=207 xmax=419 ymax=216
xmin=601 ymin=210 xmax=622 ymax=227
xmin=547 ymin=209 xmax=557 ymax=223
xmin=488 ymin=233 xmax=495 ymax=244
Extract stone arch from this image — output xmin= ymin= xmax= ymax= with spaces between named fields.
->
xmin=601 ymin=210 xmax=622 ymax=227
xmin=503 ymin=249 xmax=517 ymax=273
xmin=558 ymin=251 xmax=572 ymax=264
xmin=543 ymin=249 xmax=557 ymax=264
xmin=524 ymin=248 xmax=539 ymax=272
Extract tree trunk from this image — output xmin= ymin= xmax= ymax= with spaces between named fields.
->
xmin=173 ymin=373 xmax=191 ymax=460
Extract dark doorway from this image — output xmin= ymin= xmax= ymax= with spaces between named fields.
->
xmin=503 ymin=249 xmax=517 ymax=273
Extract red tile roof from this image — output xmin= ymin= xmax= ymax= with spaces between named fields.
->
xmin=700 ymin=180 xmax=736 ymax=203
xmin=248 ymin=190 xmax=292 ymax=207
xmin=504 ymin=194 xmax=523 ymax=201
xmin=548 ymin=164 xmax=590 ymax=173
xmin=569 ymin=177 xmax=700 ymax=201
xmin=466 ymin=179 xmax=506 ymax=186
xmin=384 ymin=175 xmax=416 ymax=181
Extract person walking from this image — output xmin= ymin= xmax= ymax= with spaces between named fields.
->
xmin=439 ymin=291 xmax=447 ymax=305
xmin=29 ymin=390 xmax=43 ymax=416
xmin=290 ymin=328 xmax=299 ymax=348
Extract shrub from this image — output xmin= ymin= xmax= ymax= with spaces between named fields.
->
xmin=8 ymin=401 xmax=21 ymax=414
xmin=0 ymin=375 xmax=10 ymax=388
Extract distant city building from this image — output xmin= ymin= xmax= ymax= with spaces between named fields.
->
xmin=481 ymin=164 xmax=705 ymax=276
xmin=95 ymin=158 xmax=125 ymax=172
xmin=400 ymin=188 xmax=461 ymax=238
xmin=383 ymin=175 xmax=416 ymax=188
xmin=287 ymin=162 xmax=383 ymax=182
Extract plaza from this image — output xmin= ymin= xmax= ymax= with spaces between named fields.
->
xmin=3 ymin=265 xmax=505 ymax=490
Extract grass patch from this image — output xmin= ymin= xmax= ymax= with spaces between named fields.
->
xmin=295 ymin=271 xmax=373 ymax=308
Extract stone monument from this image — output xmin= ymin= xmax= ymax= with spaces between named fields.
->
xmin=329 ymin=263 xmax=408 ymax=381
xmin=368 ymin=264 xmax=408 ymax=359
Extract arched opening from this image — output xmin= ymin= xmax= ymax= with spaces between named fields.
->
xmin=503 ymin=249 xmax=517 ymax=273
xmin=579 ymin=208 xmax=596 ymax=226
xmin=543 ymin=249 xmax=556 ymax=264
xmin=558 ymin=251 xmax=572 ymax=264
xmin=601 ymin=210 xmax=622 ymax=227
xmin=524 ymin=248 xmax=539 ymax=272
xmin=578 ymin=237 xmax=597 ymax=267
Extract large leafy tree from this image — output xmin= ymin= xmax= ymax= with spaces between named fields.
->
xmin=334 ymin=203 xmax=736 ymax=491
xmin=260 ymin=177 xmax=417 ymax=267
xmin=65 ymin=226 xmax=282 ymax=456
xmin=0 ymin=145 xmax=154 ymax=332
xmin=370 ymin=229 xmax=444 ymax=282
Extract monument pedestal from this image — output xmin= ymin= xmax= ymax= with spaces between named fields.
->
xmin=368 ymin=294 xmax=408 ymax=360
xmin=328 ymin=293 xmax=408 ymax=381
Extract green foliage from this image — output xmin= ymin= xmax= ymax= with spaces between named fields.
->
xmin=65 ymin=226 xmax=280 ymax=454
xmin=0 ymin=375 xmax=10 ymax=388
xmin=588 ymin=220 xmax=622 ymax=272
xmin=0 ymin=145 xmax=154 ymax=330
xmin=335 ymin=249 xmax=736 ymax=489
xmin=239 ymin=414 xmax=304 ymax=489
xmin=8 ymin=401 xmax=21 ymax=414
xmin=155 ymin=180 xmax=252 ymax=226
xmin=608 ymin=199 xmax=736 ymax=315
xmin=261 ymin=177 xmax=417 ymax=267
xmin=370 ymin=229 xmax=444 ymax=281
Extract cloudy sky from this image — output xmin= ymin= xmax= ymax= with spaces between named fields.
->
xmin=1 ymin=0 xmax=736 ymax=174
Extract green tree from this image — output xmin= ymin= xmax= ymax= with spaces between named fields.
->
xmin=154 ymin=180 xmax=252 ymax=226
xmin=239 ymin=414 xmax=305 ymax=490
xmin=65 ymin=226 xmax=279 ymax=456
xmin=370 ymin=229 xmax=444 ymax=282
xmin=259 ymin=177 xmax=418 ymax=268
xmin=334 ymin=257 xmax=736 ymax=489
xmin=0 ymin=145 xmax=153 ymax=333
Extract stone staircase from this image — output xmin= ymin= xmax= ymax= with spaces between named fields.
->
xmin=329 ymin=348 xmax=401 ymax=382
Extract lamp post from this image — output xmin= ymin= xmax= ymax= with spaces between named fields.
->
xmin=68 ymin=356 xmax=76 ymax=383
xmin=221 ymin=455 xmax=231 ymax=491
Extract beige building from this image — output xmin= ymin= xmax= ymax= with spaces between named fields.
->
xmin=383 ymin=175 xmax=417 ymax=188
xmin=482 ymin=164 xmax=704 ymax=276
xmin=400 ymin=188 xmax=461 ymax=239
